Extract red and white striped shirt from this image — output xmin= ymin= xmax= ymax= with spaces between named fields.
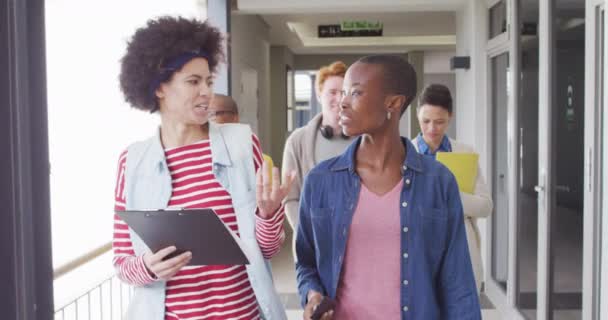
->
xmin=113 ymin=134 xmax=285 ymax=320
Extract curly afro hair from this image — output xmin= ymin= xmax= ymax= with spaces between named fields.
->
xmin=119 ymin=16 xmax=225 ymax=112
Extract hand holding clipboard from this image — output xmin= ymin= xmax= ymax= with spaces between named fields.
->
xmin=141 ymin=245 xmax=193 ymax=280
xmin=117 ymin=209 xmax=251 ymax=279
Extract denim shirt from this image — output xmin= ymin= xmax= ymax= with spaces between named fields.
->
xmin=416 ymin=133 xmax=452 ymax=158
xmin=122 ymin=122 xmax=287 ymax=320
xmin=295 ymin=136 xmax=481 ymax=320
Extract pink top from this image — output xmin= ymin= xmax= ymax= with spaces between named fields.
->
xmin=334 ymin=179 xmax=404 ymax=320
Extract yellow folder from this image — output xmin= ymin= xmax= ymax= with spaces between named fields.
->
xmin=435 ymin=152 xmax=479 ymax=194
xmin=262 ymin=154 xmax=274 ymax=180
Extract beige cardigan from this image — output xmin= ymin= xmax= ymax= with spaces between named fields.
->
xmin=281 ymin=113 xmax=355 ymax=230
xmin=411 ymin=136 xmax=493 ymax=292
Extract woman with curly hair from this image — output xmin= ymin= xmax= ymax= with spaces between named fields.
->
xmin=112 ymin=16 xmax=293 ymax=320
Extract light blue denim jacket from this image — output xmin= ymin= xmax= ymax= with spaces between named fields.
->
xmin=122 ymin=122 xmax=287 ymax=320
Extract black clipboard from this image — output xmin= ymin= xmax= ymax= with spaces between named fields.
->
xmin=116 ymin=209 xmax=250 ymax=265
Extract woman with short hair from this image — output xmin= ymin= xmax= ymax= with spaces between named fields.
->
xmin=296 ymin=56 xmax=481 ymax=320
xmin=413 ymin=83 xmax=493 ymax=292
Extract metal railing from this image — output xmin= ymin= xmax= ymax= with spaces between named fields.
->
xmin=53 ymin=242 xmax=135 ymax=320
xmin=54 ymin=242 xmax=113 ymax=280
xmin=54 ymin=275 xmax=134 ymax=320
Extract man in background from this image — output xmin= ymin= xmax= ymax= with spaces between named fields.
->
xmin=282 ymin=61 xmax=354 ymax=259
xmin=210 ymin=93 xmax=240 ymax=124
xmin=210 ymin=94 xmax=275 ymax=171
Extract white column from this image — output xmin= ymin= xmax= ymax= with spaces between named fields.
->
xmin=206 ymin=0 xmax=231 ymax=95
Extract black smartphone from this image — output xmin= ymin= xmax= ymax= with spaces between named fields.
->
xmin=310 ymin=296 xmax=336 ymax=320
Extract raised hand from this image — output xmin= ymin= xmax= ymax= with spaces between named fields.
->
xmin=256 ymin=159 xmax=296 ymax=219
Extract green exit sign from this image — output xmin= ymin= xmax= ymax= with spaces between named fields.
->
xmin=318 ymin=21 xmax=383 ymax=38
xmin=340 ymin=20 xmax=383 ymax=31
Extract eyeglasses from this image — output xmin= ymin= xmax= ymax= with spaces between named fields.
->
xmin=210 ymin=110 xmax=237 ymax=117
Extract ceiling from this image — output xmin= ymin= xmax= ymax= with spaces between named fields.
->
xmin=235 ymin=0 xmax=465 ymax=14
xmin=234 ymin=0 xmax=459 ymax=54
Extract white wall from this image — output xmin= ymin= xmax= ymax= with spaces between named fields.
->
xmin=423 ymin=50 xmax=457 ymax=138
xmin=455 ymin=0 xmax=489 ymax=175
xmin=455 ymin=0 xmax=490 ymax=284
xmin=230 ymin=14 xmax=272 ymax=152
xmin=424 ymin=50 xmax=456 ymax=74
xmin=269 ymin=46 xmax=295 ymax=165
xmin=45 ymin=0 xmax=204 ymax=267
xmin=294 ymin=53 xmax=397 ymax=70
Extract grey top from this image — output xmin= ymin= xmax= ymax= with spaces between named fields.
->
xmin=314 ymin=130 xmax=353 ymax=166
xmin=281 ymin=113 xmax=355 ymax=231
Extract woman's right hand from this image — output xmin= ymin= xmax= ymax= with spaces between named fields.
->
xmin=143 ymin=246 xmax=192 ymax=280
xmin=303 ymin=291 xmax=334 ymax=320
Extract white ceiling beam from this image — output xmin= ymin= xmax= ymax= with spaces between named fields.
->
xmin=236 ymin=0 xmax=465 ymax=14
xmin=297 ymin=35 xmax=456 ymax=47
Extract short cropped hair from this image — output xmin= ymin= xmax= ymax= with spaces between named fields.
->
xmin=357 ymin=55 xmax=417 ymax=115
xmin=315 ymin=61 xmax=347 ymax=95
xmin=119 ymin=16 xmax=225 ymax=112
xmin=419 ymin=84 xmax=453 ymax=114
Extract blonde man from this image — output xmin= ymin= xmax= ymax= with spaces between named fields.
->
xmin=282 ymin=61 xmax=354 ymax=251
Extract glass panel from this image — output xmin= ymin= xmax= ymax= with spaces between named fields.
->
xmin=491 ymin=52 xmax=510 ymax=291
xmin=490 ymin=0 xmax=507 ymax=39
xmin=287 ymin=66 xmax=294 ymax=132
xmin=551 ymin=0 xmax=585 ymax=318
xmin=597 ymin=8 xmax=605 ymax=319
xmin=46 ymin=0 xmax=194 ymax=307
xmin=517 ymin=0 xmax=540 ymax=318
xmin=294 ymin=71 xmax=314 ymax=129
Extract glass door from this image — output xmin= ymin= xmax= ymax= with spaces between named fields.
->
xmin=595 ymin=7 xmax=605 ymax=320
xmin=491 ymin=52 xmax=511 ymax=293
xmin=488 ymin=1 xmax=512 ymax=300
xmin=516 ymin=0 xmax=540 ymax=318
xmin=599 ymin=6 xmax=607 ymax=318
xmin=549 ymin=1 xmax=585 ymax=319
xmin=584 ymin=2 xmax=606 ymax=319
xmin=601 ymin=4 xmax=608 ymax=316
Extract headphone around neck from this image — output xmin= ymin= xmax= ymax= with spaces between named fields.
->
xmin=320 ymin=125 xmax=349 ymax=140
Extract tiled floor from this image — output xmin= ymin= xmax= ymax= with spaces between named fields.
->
xmin=270 ymin=229 xmax=504 ymax=319
xmin=270 ymin=215 xmax=586 ymax=320
xmin=499 ymin=195 xmax=584 ymax=320
xmin=284 ymin=310 xmax=503 ymax=320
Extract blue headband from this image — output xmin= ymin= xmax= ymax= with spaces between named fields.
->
xmin=148 ymin=49 xmax=210 ymax=106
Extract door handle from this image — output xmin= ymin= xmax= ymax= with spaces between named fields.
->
xmin=535 ymin=169 xmax=547 ymax=194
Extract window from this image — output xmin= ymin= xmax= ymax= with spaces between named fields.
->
xmin=489 ymin=0 xmax=507 ymax=39
xmin=45 ymin=0 xmax=204 ymax=306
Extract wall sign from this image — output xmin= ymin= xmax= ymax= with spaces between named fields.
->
xmin=318 ymin=21 xmax=383 ymax=38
